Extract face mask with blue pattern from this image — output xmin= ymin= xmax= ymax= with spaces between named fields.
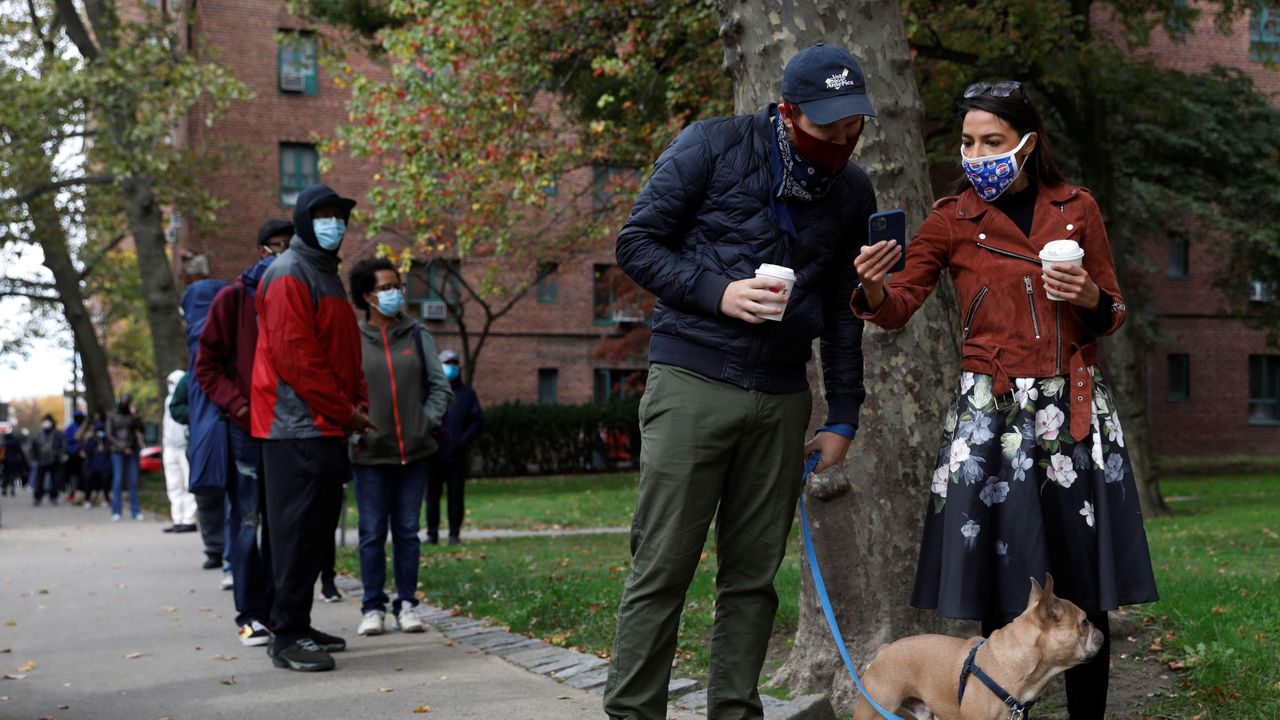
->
xmin=961 ymin=133 xmax=1031 ymax=201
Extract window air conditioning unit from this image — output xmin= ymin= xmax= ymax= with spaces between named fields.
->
xmin=1249 ymin=280 xmax=1272 ymax=303
xmin=612 ymin=309 xmax=644 ymax=323
xmin=280 ymin=73 xmax=305 ymax=92
xmin=422 ymin=300 xmax=449 ymax=320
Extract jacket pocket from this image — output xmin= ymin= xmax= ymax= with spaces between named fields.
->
xmin=961 ymin=286 xmax=989 ymax=342
xmin=1023 ymin=275 xmax=1041 ymax=340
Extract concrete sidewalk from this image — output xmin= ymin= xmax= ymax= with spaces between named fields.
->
xmin=0 ymin=494 xmax=702 ymax=720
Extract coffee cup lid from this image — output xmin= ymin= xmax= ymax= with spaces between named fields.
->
xmin=756 ymin=263 xmax=796 ymax=281
xmin=1039 ymin=240 xmax=1083 ymax=260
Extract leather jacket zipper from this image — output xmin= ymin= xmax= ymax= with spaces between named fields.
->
xmin=977 ymin=241 xmax=1040 ymax=266
xmin=1055 ymin=302 xmax=1063 ymax=375
xmin=1023 ymin=276 xmax=1041 ymax=339
xmin=961 ymin=286 xmax=989 ymax=342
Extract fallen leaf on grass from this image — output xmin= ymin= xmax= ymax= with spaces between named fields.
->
xmin=125 ymin=652 xmax=145 ymax=659
xmin=213 ymin=655 xmax=236 ymax=661
xmin=378 ymin=687 xmax=393 ymax=692
xmin=219 ymin=676 xmax=236 ymax=685
xmin=413 ymin=706 xmax=431 ymax=714
xmin=16 ymin=661 xmax=34 ymax=672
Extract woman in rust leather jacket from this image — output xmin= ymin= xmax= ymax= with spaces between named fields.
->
xmin=851 ymin=82 xmax=1157 ymax=718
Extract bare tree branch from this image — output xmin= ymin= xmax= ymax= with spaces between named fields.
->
xmin=51 ymin=0 xmax=100 ymax=60
xmin=26 ymin=0 xmax=56 ymax=56
xmin=9 ymin=174 xmax=115 ymax=205
xmin=78 ymin=233 xmax=127 ymax=280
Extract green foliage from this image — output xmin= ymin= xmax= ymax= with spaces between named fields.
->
xmin=473 ymin=399 xmax=640 ymax=476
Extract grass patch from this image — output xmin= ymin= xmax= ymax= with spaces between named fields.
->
xmin=336 ymin=518 xmax=803 ymax=683
xmin=1138 ymin=474 xmax=1280 ymax=719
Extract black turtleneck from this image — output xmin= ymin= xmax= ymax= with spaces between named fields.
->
xmin=991 ymin=182 xmax=1037 ymax=238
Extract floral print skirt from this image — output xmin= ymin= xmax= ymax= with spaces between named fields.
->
xmin=910 ymin=367 xmax=1159 ymax=621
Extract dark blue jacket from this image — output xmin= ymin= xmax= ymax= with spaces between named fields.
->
xmin=434 ymin=381 xmax=482 ymax=463
xmin=616 ymin=106 xmax=872 ymax=424
xmin=83 ymin=426 xmax=111 ymax=476
xmin=181 ymin=278 xmax=230 ymax=494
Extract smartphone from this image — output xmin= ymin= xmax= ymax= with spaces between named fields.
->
xmin=867 ymin=209 xmax=907 ymax=274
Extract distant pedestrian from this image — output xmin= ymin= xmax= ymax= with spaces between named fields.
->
xmin=425 ymin=349 xmax=482 ymax=546
xmin=62 ymin=411 xmax=86 ymax=503
xmin=195 ymin=217 xmax=293 ymax=647
xmin=252 ymin=184 xmax=372 ymax=672
xmin=162 ymin=370 xmax=198 ymax=533
xmin=106 ymin=395 xmax=145 ymax=521
xmin=2 ymin=432 xmax=28 ymax=496
xmin=32 ymin=414 xmax=66 ymax=506
xmin=347 ymin=258 xmax=452 ymax=637
xmin=81 ymin=418 xmax=111 ymax=508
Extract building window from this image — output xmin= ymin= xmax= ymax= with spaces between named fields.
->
xmin=405 ymin=259 xmax=462 ymax=321
xmin=591 ymin=166 xmax=640 ymax=219
xmin=1248 ymin=355 xmax=1280 ymax=425
xmin=1250 ymin=279 xmax=1274 ymax=303
xmin=594 ymin=368 xmax=645 ymax=403
xmin=536 ymin=262 xmax=558 ymax=304
xmin=1167 ymin=230 xmax=1189 ymax=278
xmin=593 ymin=264 xmax=644 ymax=324
xmin=1167 ymin=354 xmax=1190 ymax=401
xmin=279 ymin=143 xmax=318 ymax=206
xmin=538 ymin=369 xmax=558 ymax=405
xmin=279 ymin=31 xmax=319 ymax=95
xmin=1251 ymin=2 xmax=1280 ymax=62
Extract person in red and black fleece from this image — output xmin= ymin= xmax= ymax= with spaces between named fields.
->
xmin=251 ymin=184 xmax=375 ymax=672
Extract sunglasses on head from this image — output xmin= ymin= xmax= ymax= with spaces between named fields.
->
xmin=963 ymin=81 xmax=1024 ymax=99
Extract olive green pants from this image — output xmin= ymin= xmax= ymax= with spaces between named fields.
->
xmin=603 ymin=364 xmax=812 ymax=720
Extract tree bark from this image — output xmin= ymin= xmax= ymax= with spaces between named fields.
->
xmin=120 ymin=174 xmax=187 ymax=401
xmin=715 ymin=1 xmax=962 ymax=712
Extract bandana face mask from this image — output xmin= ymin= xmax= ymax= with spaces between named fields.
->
xmin=961 ymin=133 xmax=1031 ymax=201
xmin=781 ymin=103 xmax=860 ymax=173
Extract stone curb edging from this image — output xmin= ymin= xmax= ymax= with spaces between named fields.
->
xmin=330 ymin=576 xmax=833 ymax=719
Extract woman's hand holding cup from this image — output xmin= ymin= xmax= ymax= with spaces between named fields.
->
xmin=854 ymin=240 xmax=902 ymax=310
xmin=1042 ymin=264 xmax=1101 ymax=309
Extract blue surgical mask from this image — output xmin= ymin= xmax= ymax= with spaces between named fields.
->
xmin=374 ymin=289 xmax=403 ymax=317
xmin=961 ymin=133 xmax=1031 ymax=201
xmin=313 ymin=217 xmax=346 ymax=251
xmin=443 ymin=364 xmax=460 ymax=381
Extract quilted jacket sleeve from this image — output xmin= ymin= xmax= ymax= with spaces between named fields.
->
xmin=819 ymin=180 xmax=875 ymax=425
xmin=615 ymin=121 xmax=727 ymax=317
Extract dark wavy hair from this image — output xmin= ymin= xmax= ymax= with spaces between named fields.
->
xmin=950 ymin=84 xmax=1067 ymax=195
xmin=348 ymin=257 xmax=399 ymax=312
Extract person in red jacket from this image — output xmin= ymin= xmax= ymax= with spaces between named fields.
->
xmin=196 ymin=218 xmax=292 ymax=648
xmin=251 ymin=185 xmax=374 ymax=672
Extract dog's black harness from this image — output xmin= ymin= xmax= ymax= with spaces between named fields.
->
xmin=958 ymin=639 xmax=1036 ymax=720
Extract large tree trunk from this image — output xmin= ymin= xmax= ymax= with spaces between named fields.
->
xmin=715 ymin=1 xmax=962 ymax=713
xmin=120 ymin=173 xmax=187 ymax=401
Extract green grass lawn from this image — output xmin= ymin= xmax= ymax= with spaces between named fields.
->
xmin=1137 ymin=474 xmax=1280 ymax=719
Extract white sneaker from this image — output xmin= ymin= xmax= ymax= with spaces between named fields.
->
xmin=111 ymin=514 xmax=121 ymax=522
xmin=397 ymin=603 xmax=426 ymax=633
xmin=220 ymin=572 xmax=234 ymax=590
xmin=357 ymin=610 xmax=386 ymax=636
xmin=238 ymin=620 xmax=271 ymax=647
xmin=383 ymin=610 xmax=400 ymax=632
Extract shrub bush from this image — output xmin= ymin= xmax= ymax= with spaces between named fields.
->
xmin=473 ymin=399 xmax=640 ymax=476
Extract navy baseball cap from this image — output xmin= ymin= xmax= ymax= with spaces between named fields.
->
xmin=781 ymin=44 xmax=876 ymax=124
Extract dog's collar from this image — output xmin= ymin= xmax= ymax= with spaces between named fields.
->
xmin=958 ymin=638 xmax=1036 ymax=720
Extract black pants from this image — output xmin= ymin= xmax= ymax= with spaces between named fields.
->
xmin=982 ymin=612 xmax=1111 ymax=719
xmin=33 ymin=463 xmax=61 ymax=502
xmin=195 ymin=490 xmax=227 ymax=558
xmin=425 ymin=455 xmax=466 ymax=539
xmin=62 ymin=455 xmax=83 ymax=496
xmin=263 ymin=438 xmax=347 ymax=643
xmin=319 ymin=481 xmax=343 ymax=587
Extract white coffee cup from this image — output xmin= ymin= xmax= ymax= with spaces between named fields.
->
xmin=754 ymin=264 xmax=796 ymax=321
xmin=1039 ymin=240 xmax=1085 ymax=301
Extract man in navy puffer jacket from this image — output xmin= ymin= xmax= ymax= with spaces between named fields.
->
xmin=605 ymin=44 xmax=877 ymax=720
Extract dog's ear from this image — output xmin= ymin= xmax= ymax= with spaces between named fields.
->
xmin=1043 ymin=572 xmax=1055 ymax=599
xmin=1027 ymin=575 xmax=1044 ymax=607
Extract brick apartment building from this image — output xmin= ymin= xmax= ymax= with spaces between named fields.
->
xmin=171 ymin=0 xmax=646 ymax=409
xmin=1134 ymin=3 xmax=1280 ymax=456
xmin=170 ymin=1 xmax=1278 ymax=454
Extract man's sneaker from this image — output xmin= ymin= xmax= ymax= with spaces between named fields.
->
xmin=307 ymin=627 xmax=346 ymax=653
xmin=163 ymin=524 xmax=180 ymax=533
xmin=175 ymin=523 xmax=198 ymax=533
xmin=202 ymin=553 xmax=222 ymax=570
xmin=357 ymin=611 xmax=385 ymax=637
xmin=220 ymin=572 xmax=234 ymax=590
xmin=269 ymin=637 xmax=334 ymax=672
xmin=320 ymin=582 xmax=342 ymax=603
xmin=238 ymin=621 xmax=271 ymax=647
xmin=111 ymin=513 xmax=121 ymax=521
xmin=133 ymin=513 xmax=145 ymax=521
xmin=396 ymin=603 xmax=427 ymax=633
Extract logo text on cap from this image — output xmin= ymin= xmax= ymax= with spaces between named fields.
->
xmin=825 ymin=68 xmax=854 ymax=90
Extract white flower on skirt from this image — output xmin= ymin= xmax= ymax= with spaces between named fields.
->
xmin=1011 ymin=452 xmax=1033 ymax=482
xmin=949 ymin=438 xmax=971 ymax=472
xmin=979 ymin=476 xmax=1010 ymax=507
xmin=1047 ymin=452 xmax=1077 ymax=488
xmin=1013 ymin=378 xmax=1039 ymax=407
xmin=1105 ymin=417 xmax=1125 ymax=447
xmin=1035 ymin=405 xmax=1066 ymax=441
xmin=931 ymin=463 xmax=949 ymax=498
xmin=961 ymin=518 xmax=981 ymax=549
xmin=995 ymin=540 xmax=1008 ymax=556
xmin=960 ymin=371 xmax=976 ymax=395
xmin=1080 ymin=500 xmax=1095 ymax=528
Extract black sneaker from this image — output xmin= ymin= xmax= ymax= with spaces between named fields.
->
xmin=163 ymin=525 xmax=180 ymax=533
xmin=202 ymin=553 xmax=222 ymax=570
xmin=425 ymin=532 xmax=439 ymax=545
xmin=320 ymin=582 xmax=342 ymax=603
xmin=270 ymin=638 xmax=334 ymax=672
xmin=448 ymin=536 xmax=462 ymax=546
xmin=175 ymin=524 xmax=198 ymax=533
xmin=307 ymin=627 xmax=347 ymax=653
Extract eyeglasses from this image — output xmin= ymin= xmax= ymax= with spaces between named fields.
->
xmin=963 ymin=81 xmax=1024 ymax=99
xmin=373 ymin=282 xmax=404 ymax=293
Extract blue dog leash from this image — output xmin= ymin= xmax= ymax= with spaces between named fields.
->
xmin=800 ymin=424 xmax=904 ymax=720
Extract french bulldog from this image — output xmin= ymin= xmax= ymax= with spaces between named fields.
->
xmin=852 ymin=574 xmax=1104 ymax=720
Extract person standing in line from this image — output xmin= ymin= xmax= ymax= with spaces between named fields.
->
xmin=2 ymin=432 xmax=29 ymax=497
xmin=32 ymin=414 xmax=66 ymax=506
xmin=347 ymin=258 xmax=452 ymax=637
xmin=61 ymin=411 xmax=86 ymax=504
xmin=196 ymin=217 xmax=293 ymax=647
xmin=252 ymin=184 xmax=373 ymax=672
xmin=603 ymin=44 xmax=875 ymax=720
xmin=106 ymin=396 xmax=145 ymax=521
xmin=161 ymin=370 xmax=198 ymax=533
xmin=80 ymin=417 xmax=111 ymax=508
xmin=851 ymin=81 xmax=1157 ymax=718
xmin=424 ymin=349 xmax=482 ymax=546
